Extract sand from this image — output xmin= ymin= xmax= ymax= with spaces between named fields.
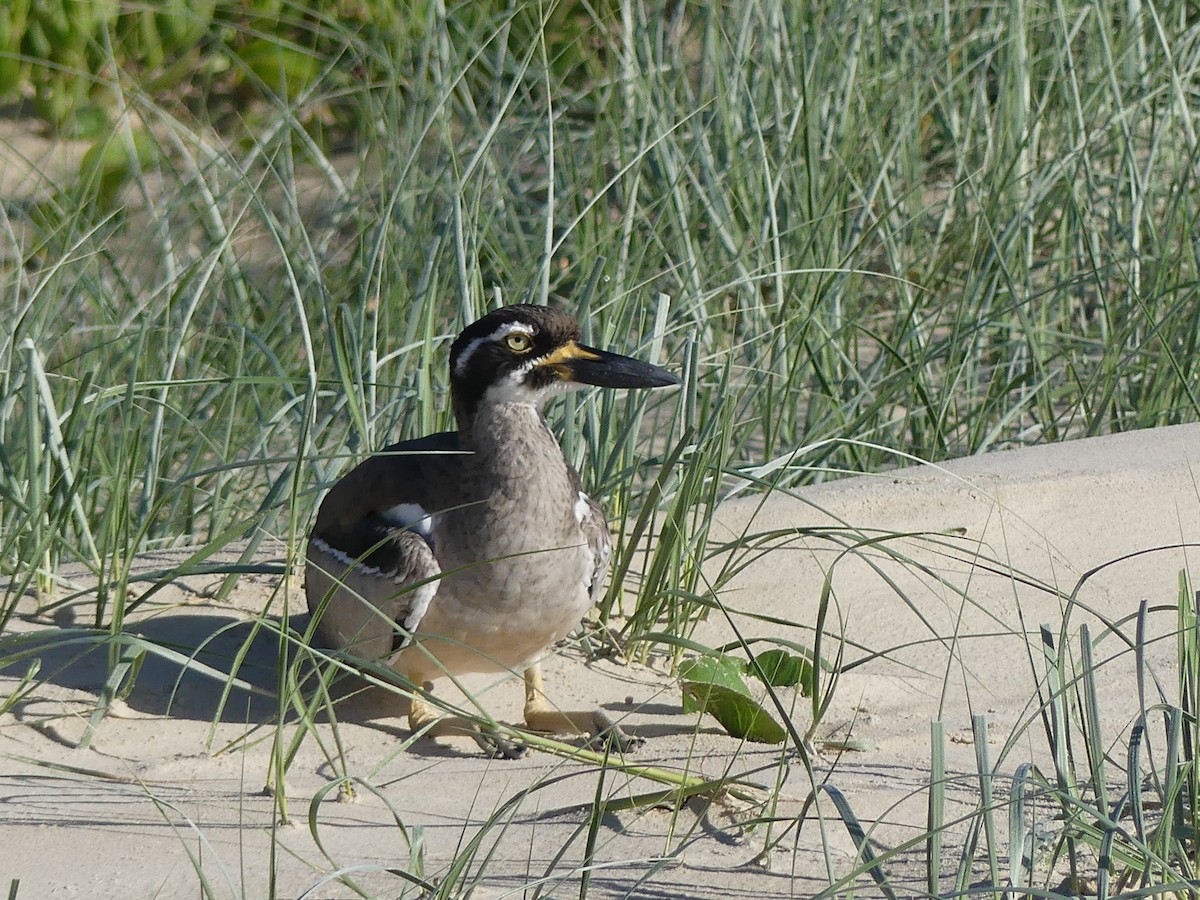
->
xmin=3 ymin=423 xmax=1199 ymax=897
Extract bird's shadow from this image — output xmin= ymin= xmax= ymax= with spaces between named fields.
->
xmin=3 ymin=607 xmax=419 ymax=730
xmin=4 ymin=608 xmax=523 ymax=755
xmin=3 ymin=606 xmax=688 ymax=759
xmin=5 ymin=609 xmax=292 ymax=723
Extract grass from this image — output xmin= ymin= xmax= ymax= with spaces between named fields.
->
xmin=3 ymin=0 xmax=1200 ymax=896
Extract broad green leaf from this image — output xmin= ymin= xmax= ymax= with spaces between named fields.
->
xmin=681 ymin=682 xmax=787 ymax=744
xmin=679 ymin=653 xmax=751 ymax=713
xmin=239 ymin=38 xmax=322 ymax=100
xmin=748 ymin=648 xmax=815 ymax=695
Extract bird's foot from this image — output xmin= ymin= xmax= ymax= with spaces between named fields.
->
xmin=522 ymin=665 xmax=642 ymax=753
xmin=523 ymin=705 xmax=643 ymax=754
xmin=588 ymin=709 xmax=644 ymax=754
xmin=471 ymin=723 xmax=527 ymax=760
xmin=413 ymin=714 xmax=528 ymax=759
xmin=409 ymin=695 xmax=527 ymax=759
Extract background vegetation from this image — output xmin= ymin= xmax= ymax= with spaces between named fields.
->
xmin=2 ymin=0 xmax=1200 ymax=896
xmin=5 ymin=0 xmax=1200 ymax=586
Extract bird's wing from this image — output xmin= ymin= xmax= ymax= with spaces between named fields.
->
xmin=306 ymin=432 xmax=463 ymax=658
xmin=580 ymin=495 xmax=612 ymax=605
xmin=567 ymin=463 xmax=612 ymax=605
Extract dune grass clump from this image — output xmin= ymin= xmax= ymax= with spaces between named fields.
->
xmin=3 ymin=0 xmax=1200 ymax=896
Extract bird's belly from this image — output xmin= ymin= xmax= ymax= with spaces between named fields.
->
xmin=401 ymin=542 xmax=594 ymax=680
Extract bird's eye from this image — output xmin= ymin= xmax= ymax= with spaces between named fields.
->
xmin=505 ymin=333 xmax=533 ymax=352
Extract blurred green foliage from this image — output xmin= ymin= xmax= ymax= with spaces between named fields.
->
xmin=0 ymin=0 xmax=618 ymax=137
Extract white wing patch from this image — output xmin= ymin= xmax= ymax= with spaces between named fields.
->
xmin=400 ymin=580 xmax=436 ymax=634
xmin=310 ymin=536 xmax=407 ymax=582
xmin=381 ymin=502 xmax=434 ymax=537
xmin=574 ymin=491 xmax=591 ymax=524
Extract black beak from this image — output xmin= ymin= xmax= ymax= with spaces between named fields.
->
xmin=560 ymin=344 xmax=679 ymax=389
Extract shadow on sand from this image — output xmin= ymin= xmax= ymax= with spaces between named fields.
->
xmin=1 ymin=606 xmax=414 ymax=729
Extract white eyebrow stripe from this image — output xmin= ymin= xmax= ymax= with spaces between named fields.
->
xmin=453 ymin=321 xmax=536 ymax=376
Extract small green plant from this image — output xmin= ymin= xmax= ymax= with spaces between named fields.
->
xmin=1 ymin=0 xmax=625 ymax=138
xmin=679 ymin=647 xmax=814 ymax=745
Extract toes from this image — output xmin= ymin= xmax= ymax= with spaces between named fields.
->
xmin=473 ymin=726 xmax=526 ymax=760
xmin=589 ymin=732 xmax=642 ymax=753
xmin=590 ymin=712 xmax=642 ymax=753
xmin=613 ymin=729 xmax=645 ymax=752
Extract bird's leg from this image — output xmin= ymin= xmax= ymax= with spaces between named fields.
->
xmin=522 ymin=665 xmax=642 ymax=752
xmin=407 ymin=682 xmax=525 ymax=759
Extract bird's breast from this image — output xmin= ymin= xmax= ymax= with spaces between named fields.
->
xmin=402 ymin=401 xmax=600 ymax=671
xmin=413 ymin=509 xmax=595 ymax=673
xmin=433 ymin=486 xmax=593 ymax=607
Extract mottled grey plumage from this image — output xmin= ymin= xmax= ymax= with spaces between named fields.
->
xmin=305 ymin=305 xmax=675 ymax=751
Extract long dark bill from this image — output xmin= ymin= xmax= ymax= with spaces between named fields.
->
xmin=562 ymin=344 xmax=679 ymax=389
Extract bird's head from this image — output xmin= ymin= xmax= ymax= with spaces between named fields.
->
xmin=448 ymin=304 xmax=678 ymax=426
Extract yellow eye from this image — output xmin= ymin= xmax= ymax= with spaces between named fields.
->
xmin=505 ymin=332 xmax=533 ymax=352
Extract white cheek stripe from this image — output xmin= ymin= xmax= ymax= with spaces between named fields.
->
xmin=574 ymin=491 xmax=590 ymax=524
xmin=453 ymin=321 xmax=536 ymax=376
xmin=483 ymin=360 xmax=585 ymax=407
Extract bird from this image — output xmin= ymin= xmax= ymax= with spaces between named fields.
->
xmin=305 ymin=304 xmax=678 ymax=756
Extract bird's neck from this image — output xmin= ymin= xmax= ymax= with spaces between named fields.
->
xmin=456 ymin=399 xmax=559 ymax=460
xmin=453 ymin=401 xmax=578 ymax=527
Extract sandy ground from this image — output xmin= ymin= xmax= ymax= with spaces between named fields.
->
xmin=3 ymin=423 xmax=1200 ymax=898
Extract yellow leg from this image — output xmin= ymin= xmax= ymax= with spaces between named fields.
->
xmin=408 ymin=682 xmax=524 ymax=759
xmin=523 ymin=665 xmax=642 ymax=752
